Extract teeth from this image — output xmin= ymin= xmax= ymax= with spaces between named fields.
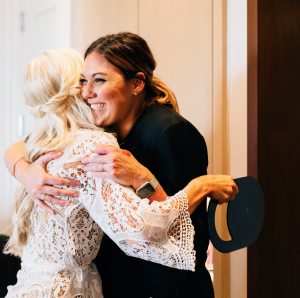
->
xmin=91 ymin=103 xmax=106 ymax=110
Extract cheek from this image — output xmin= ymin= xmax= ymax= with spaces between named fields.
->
xmin=107 ymin=89 xmax=127 ymax=109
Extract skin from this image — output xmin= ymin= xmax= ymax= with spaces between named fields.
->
xmin=81 ymin=52 xmax=145 ymax=140
xmin=4 ymin=52 xmax=238 ymax=215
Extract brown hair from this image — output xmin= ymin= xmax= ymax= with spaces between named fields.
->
xmin=84 ymin=32 xmax=179 ymax=118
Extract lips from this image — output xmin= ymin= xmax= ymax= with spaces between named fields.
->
xmin=91 ymin=103 xmax=106 ymax=110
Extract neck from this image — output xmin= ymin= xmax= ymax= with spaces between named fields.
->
xmin=111 ymin=110 xmax=136 ymax=141
xmin=112 ymin=92 xmax=147 ymax=141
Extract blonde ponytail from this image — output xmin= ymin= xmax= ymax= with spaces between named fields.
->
xmin=4 ymin=48 xmax=101 ymax=256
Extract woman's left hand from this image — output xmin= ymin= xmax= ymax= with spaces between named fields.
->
xmin=81 ymin=143 xmax=153 ymax=190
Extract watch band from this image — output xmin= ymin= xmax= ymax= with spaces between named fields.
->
xmin=136 ymin=176 xmax=159 ymax=199
xmin=149 ymin=176 xmax=159 ymax=190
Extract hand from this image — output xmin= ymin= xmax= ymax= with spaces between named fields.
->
xmin=15 ymin=152 xmax=80 ymax=215
xmin=184 ymin=175 xmax=239 ymax=214
xmin=82 ymin=143 xmax=153 ymax=190
xmin=205 ymin=175 xmax=239 ymax=203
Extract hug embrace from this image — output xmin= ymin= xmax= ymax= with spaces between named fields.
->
xmin=4 ymin=32 xmax=238 ymax=298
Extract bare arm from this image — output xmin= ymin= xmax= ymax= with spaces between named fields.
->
xmin=4 ymin=140 xmax=26 ymax=175
xmin=4 ymin=141 xmax=81 ymax=214
xmin=183 ymin=175 xmax=239 ymax=214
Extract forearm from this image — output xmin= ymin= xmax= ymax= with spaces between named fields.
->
xmin=133 ymin=171 xmax=168 ymax=203
xmin=183 ymin=175 xmax=238 ymax=214
xmin=87 ymin=178 xmax=195 ymax=271
xmin=183 ymin=178 xmax=210 ymax=215
xmin=4 ymin=140 xmax=26 ymax=176
xmin=148 ymin=184 xmax=167 ymax=203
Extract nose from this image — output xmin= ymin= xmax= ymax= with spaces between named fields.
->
xmin=81 ymin=81 xmax=96 ymax=100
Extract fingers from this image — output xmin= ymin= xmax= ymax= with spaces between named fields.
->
xmin=34 ymin=197 xmax=56 ymax=215
xmin=229 ymin=181 xmax=239 ymax=200
xmin=40 ymin=174 xmax=81 ymax=187
xmin=37 ymin=152 xmax=63 ymax=167
xmin=40 ymin=185 xmax=78 ymax=198
xmin=229 ymin=192 xmax=235 ymax=201
xmin=41 ymin=194 xmax=70 ymax=206
xmin=83 ymin=164 xmax=103 ymax=172
xmin=83 ymin=163 xmax=113 ymax=172
xmin=94 ymin=143 xmax=117 ymax=155
xmin=91 ymin=171 xmax=113 ymax=180
xmin=81 ymin=155 xmax=108 ymax=164
xmin=234 ymin=183 xmax=239 ymax=194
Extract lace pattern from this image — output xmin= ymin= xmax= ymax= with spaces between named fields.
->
xmin=6 ymin=129 xmax=195 ymax=298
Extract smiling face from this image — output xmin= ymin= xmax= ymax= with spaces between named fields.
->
xmin=81 ymin=52 xmax=141 ymax=137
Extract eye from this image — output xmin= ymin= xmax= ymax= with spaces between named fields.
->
xmin=94 ymin=78 xmax=106 ymax=84
xmin=80 ymin=78 xmax=87 ymax=85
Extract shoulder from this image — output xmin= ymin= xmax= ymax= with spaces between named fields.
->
xmin=142 ymin=105 xmax=205 ymax=143
xmin=143 ymin=104 xmax=190 ymax=130
xmin=48 ymin=129 xmax=119 ymax=171
xmin=75 ymin=128 xmax=119 ymax=148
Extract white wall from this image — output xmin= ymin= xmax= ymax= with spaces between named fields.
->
xmin=0 ymin=0 xmax=76 ymax=234
xmin=0 ymin=0 xmax=24 ymax=235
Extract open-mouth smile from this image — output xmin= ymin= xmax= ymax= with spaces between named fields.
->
xmin=90 ymin=103 xmax=107 ymax=111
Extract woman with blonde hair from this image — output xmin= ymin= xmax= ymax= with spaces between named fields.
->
xmin=4 ymin=47 xmax=237 ymax=297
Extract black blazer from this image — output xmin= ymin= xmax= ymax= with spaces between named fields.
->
xmin=94 ymin=104 xmax=214 ymax=298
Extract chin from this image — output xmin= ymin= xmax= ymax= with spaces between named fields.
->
xmin=94 ymin=118 xmax=109 ymax=127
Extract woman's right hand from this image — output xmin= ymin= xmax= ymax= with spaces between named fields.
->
xmin=184 ymin=175 xmax=239 ymax=214
xmin=205 ymin=175 xmax=239 ymax=202
xmin=15 ymin=152 xmax=80 ymax=214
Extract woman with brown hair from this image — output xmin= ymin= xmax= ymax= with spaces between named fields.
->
xmin=5 ymin=33 xmax=237 ymax=298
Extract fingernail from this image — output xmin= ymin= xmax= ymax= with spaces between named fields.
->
xmin=64 ymin=202 xmax=70 ymax=206
xmin=73 ymin=193 xmax=78 ymax=197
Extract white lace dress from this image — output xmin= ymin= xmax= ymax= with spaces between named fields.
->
xmin=6 ymin=129 xmax=195 ymax=298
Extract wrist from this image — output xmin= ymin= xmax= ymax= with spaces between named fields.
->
xmin=184 ymin=177 xmax=211 ymax=213
xmin=15 ymin=159 xmax=30 ymax=182
xmin=132 ymin=169 xmax=153 ymax=190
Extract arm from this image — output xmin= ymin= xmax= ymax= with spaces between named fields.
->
xmin=4 ymin=141 xmax=81 ymax=214
xmin=85 ymin=176 xmax=195 ymax=271
xmin=4 ymin=140 xmax=25 ymax=175
xmin=82 ymin=145 xmax=168 ymax=203
xmin=60 ymin=133 xmax=196 ymax=271
xmin=81 ymin=143 xmax=238 ymax=213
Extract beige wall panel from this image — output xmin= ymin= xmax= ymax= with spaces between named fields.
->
xmin=82 ymin=0 xmax=138 ymax=52
xmin=139 ymin=0 xmax=213 ymax=174
xmin=212 ymin=0 xmax=231 ymax=297
xmin=227 ymin=0 xmax=248 ymax=297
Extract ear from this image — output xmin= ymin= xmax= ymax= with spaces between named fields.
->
xmin=132 ymin=72 xmax=146 ymax=95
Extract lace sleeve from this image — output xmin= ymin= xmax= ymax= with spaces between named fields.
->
xmin=62 ymin=130 xmax=196 ymax=271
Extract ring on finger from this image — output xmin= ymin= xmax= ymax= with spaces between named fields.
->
xmin=41 ymin=194 xmax=47 ymax=201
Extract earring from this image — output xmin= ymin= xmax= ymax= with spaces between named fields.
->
xmin=134 ymin=92 xmax=137 ymax=96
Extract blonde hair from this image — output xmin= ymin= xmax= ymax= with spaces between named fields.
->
xmin=5 ymin=48 xmax=100 ymax=256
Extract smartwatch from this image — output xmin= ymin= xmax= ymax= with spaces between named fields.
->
xmin=136 ymin=176 xmax=159 ymax=199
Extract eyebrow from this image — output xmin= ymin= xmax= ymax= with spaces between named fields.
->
xmin=80 ymin=72 xmax=107 ymax=78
